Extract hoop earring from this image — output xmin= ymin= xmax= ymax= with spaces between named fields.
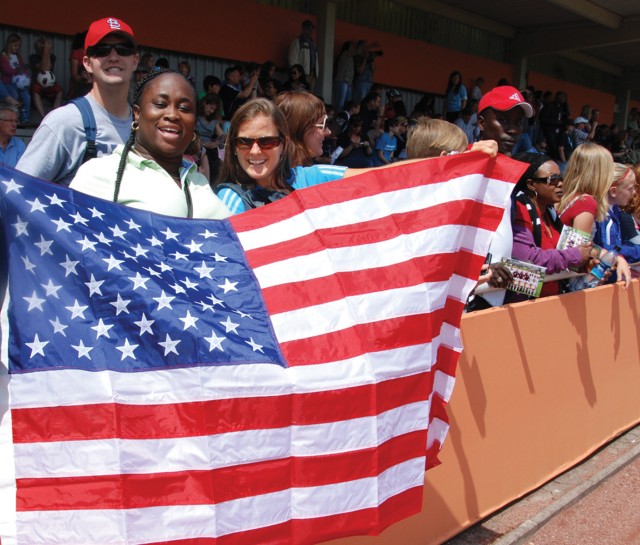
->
xmin=132 ymin=121 xmax=139 ymax=132
xmin=192 ymin=133 xmax=196 ymax=142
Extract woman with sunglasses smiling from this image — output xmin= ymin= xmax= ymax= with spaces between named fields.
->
xmin=506 ymin=152 xmax=593 ymax=302
xmin=215 ymin=98 xmax=347 ymax=214
xmin=70 ymin=69 xmax=230 ymax=219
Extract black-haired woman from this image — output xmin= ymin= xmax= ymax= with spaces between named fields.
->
xmin=507 ymin=152 xmax=593 ymax=302
xmin=70 ymin=69 xmax=230 ymax=219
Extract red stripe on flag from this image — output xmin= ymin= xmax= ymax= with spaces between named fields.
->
xmin=16 ymin=430 xmax=427 ymax=511
xmin=261 ymin=251 xmax=485 ymax=315
xmin=280 ymin=300 xmax=465 ymax=366
xmin=243 ymin=201 xmax=504 ymax=269
xmin=143 ymin=486 xmax=423 ymax=545
xmin=231 ymin=153 xmax=522 ymax=233
xmin=12 ymin=373 xmax=431 ymax=443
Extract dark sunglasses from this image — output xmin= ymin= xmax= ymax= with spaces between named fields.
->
xmin=235 ymin=136 xmax=283 ymax=150
xmin=531 ymin=175 xmax=563 ymax=186
xmin=87 ymin=43 xmax=137 ymax=58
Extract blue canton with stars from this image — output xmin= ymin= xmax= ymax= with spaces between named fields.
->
xmin=0 ymin=166 xmax=286 ymax=373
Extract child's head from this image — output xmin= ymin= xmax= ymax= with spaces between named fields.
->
xmin=609 ymin=163 xmax=637 ymax=207
xmin=385 ymin=117 xmax=400 ymax=134
xmin=623 ymin=164 xmax=640 ymax=221
xmin=406 ymin=118 xmax=467 ymax=158
xmin=558 ymin=143 xmax=613 ymax=221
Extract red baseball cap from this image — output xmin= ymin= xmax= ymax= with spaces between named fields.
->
xmin=85 ymin=17 xmax=136 ymax=50
xmin=478 ymin=86 xmax=533 ymax=118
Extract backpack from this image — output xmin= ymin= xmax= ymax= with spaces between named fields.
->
xmin=70 ymin=97 xmax=98 ymax=164
xmin=214 ymin=183 xmax=289 ymax=211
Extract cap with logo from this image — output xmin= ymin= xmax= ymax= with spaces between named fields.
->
xmin=85 ymin=17 xmax=136 ymax=50
xmin=478 ymin=86 xmax=533 ymax=118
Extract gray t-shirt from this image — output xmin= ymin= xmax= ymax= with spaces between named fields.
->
xmin=17 ymin=95 xmax=132 ymax=186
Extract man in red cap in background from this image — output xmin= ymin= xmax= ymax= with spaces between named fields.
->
xmin=18 ymin=17 xmax=139 ymax=185
xmin=468 ymin=85 xmax=533 ymax=310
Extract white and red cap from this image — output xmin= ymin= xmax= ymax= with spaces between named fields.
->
xmin=479 ymin=86 xmax=533 ymax=118
xmin=85 ymin=17 xmax=136 ymax=50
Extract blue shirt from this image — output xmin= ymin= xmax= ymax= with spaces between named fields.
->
xmin=0 ymin=136 xmax=26 ymax=168
xmin=217 ymin=164 xmax=348 ymax=215
xmin=374 ymin=132 xmax=397 ymax=165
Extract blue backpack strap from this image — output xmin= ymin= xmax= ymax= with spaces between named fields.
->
xmin=70 ymin=97 xmax=98 ymax=163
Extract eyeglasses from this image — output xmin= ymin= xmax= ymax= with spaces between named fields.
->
xmin=531 ymin=175 xmax=563 ymax=186
xmin=235 ymin=136 xmax=283 ymax=150
xmin=315 ymin=115 xmax=328 ymax=131
xmin=87 ymin=43 xmax=137 ymax=58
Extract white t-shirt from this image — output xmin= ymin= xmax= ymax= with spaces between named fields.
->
xmin=71 ymin=146 xmax=230 ymax=220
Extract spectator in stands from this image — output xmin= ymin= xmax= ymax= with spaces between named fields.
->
xmin=201 ymin=75 xmax=221 ymax=99
xmin=0 ymin=33 xmax=31 ymax=125
xmin=17 ymin=16 xmax=139 ymax=185
xmin=470 ymin=76 xmax=484 ymax=102
xmin=0 ymin=104 xmax=25 ymax=167
xmin=360 ymin=91 xmax=383 ymax=142
xmin=374 ymin=117 xmax=399 ymax=166
xmin=539 ymin=91 xmax=570 ymax=160
xmin=383 ymin=88 xmax=406 ymax=119
xmin=621 ymin=164 xmax=640 ymax=267
xmin=594 ymin=163 xmax=640 ymax=266
xmin=140 ymin=53 xmax=155 ymax=72
xmin=283 ymin=64 xmax=309 ymax=92
xmin=263 ymin=78 xmax=283 ymax=101
xmin=443 ymin=70 xmax=467 ymax=123
xmin=220 ymin=64 xmax=259 ymax=121
xmin=196 ymin=92 xmax=224 ymax=180
xmin=258 ymin=61 xmax=277 ymax=97
xmin=288 ymin=20 xmax=319 ymax=92
xmin=572 ymin=116 xmax=596 ymax=147
xmin=333 ymin=41 xmax=357 ymax=111
xmin=29 ymin=36 xmax=64 ymax=120
xmin=155 ymin=57 xmax=170 ymax=70
xmin=353 ymin=41 xmax=381 ymax=103
xmin=178 ymin=60 xmax=195 ymax=87
xmin=274 ymin=91 xmax=331 ymax=167
xmin=336 ymin=114 xmax=373 ymax=168
xmin=67 ymin=31 xmax=92 ymax=100
xmin=335 ymin=99 xmax=360 ymax=135
xmin=473 ymin=85 xmax=533 ymax=309
xmin=70 ymin=69 xmax=229 ymax=219
xmin=558 ymin=143 xmax=613 ymax=239
xmin=407 ymin=118 xmax=467 ymax=158
xmin=507 ymin=152 xmax=592 ymax=303
xmin=455 ymin=105 xmax=478 ymax=144
xmin=557 ymin=119 xmax=575 ymax=173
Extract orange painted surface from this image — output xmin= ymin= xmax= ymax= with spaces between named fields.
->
xmin=528 ymin=71 xmax=616 ymax=124
xmin=331 ymin=280 xmax=640 ymax=545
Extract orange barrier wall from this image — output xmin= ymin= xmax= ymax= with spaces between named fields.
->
xmin=330 ymin=280 xmax=640 ymax=545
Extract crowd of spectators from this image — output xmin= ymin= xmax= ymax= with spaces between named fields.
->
xmin=3 ymin=16 xmax=640 ymax=312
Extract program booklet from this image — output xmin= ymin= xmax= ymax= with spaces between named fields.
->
xmin=556 ymin=225 xmax=591 ymax=250
xmin=501 ymin=257 xmax=546 ymax=298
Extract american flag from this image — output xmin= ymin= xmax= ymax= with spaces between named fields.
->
xmin=0 ymin=154 xmax=523 ymax=545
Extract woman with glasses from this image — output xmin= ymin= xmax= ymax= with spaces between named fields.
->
xmin=215 ymin=98 xmax=348 ymax=214
xmin=506 ymin=152 xmax=593 ymax=302
xmin=70 ymin=69 xmax=229 ymax=220
xmin=283 ymin=64 xmax=309 ymax=93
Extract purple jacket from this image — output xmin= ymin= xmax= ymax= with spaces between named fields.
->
xmin=512 ymin=222 xmax=583 ymax=273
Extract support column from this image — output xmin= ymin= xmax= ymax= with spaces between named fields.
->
xmin=313 ymin=0 xmax=336 ymax=101
xmin=614 ymin=86 xmax=630 ymax=129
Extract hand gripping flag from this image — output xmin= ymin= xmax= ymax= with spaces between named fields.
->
xmin=0 ymin=153 xmax=524 ymax=545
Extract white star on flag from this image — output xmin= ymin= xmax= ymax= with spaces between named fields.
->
xmin=91 ymin=318 xmax=113 ymax=339
xmin=158 ymin=334 xmax=181 ymax=356
xmin=25 ymin=334 xmax=48 ymax=357
xmin=116 ymin=338 xmax=138 ymax=361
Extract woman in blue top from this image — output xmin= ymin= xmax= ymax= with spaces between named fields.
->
xmin=443 ymin=70 xmax=467 ymax=123
xmin=215 ymin=98 xmax=349 ymax=214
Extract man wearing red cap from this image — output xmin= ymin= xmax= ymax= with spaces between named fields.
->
xmin=470 ymin=86 xmax=533 ymax=309
xmin=17 ymin=17 xmax=139 ymax=186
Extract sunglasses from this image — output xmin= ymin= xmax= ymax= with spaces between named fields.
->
xmin=531 ymin=175 xmax=563 ymax=186
xmin=315 ymin=115 xmax=328 ymax=131
xmin=87 ymin=43 xmax=137 ymax=58
xmin=235 ymin=136 xmax=283 ymax=150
